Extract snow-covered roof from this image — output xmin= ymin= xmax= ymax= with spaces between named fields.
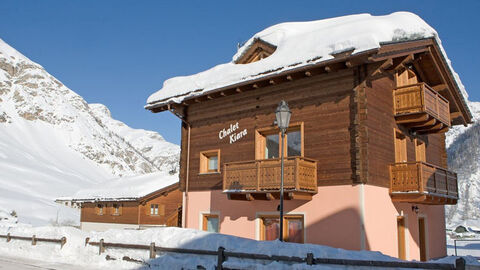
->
xmin=146 ymin=12 xmax=469 ymax=111
xmin=71 ymin=172 xmax=179 ymax=202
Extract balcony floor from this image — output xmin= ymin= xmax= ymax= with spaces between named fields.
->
xmin=390 ymin=192 xmax=457 ymax=205
xmin=225 ymin=190 xmax=314 ymax=201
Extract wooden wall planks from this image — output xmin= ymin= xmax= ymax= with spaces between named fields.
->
xmin=178 ymin=63 xmax=452 ymax=192
xmin=181 ymin=70 xmax=355 ymax=191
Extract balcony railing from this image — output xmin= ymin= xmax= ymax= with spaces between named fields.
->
xmin=223 ymin=157 xmax=317 ymax=201
xmin=389 ymin=161 xmax=458 ymax=204
xmin=394 ymin=83 xmax=450 ymax=134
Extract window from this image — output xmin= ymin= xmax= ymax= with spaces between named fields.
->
xmin=202 ymin=214 xmax=219 ymax=233
xmin=260 ymin=215 xmax=304 ymax=243
xmin=200 ymin=149 xmax=220 ymax=174
xmin=256 ymin=123 xmax=303 ymax=159
xmin=112 ymin=203 xmax=121 ymax=216
xmin=96 ymin=204 xmax=104 ymax=215
xmin=150 ymin=204 xmax=158 ymax=215
xmin=150 ymin=204 xmax=165 ymax=216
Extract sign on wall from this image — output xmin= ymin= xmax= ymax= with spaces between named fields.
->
xmin=218 ymin=122 xmax=247 ymax=144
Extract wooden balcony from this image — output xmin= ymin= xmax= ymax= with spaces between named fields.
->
xmin=394 ymin=83 xmax=451 ymax=134
xmin=389 ymin=162 xmax=458 ymax=205
xmin=223 ymin=157 xmax=317 ymax=201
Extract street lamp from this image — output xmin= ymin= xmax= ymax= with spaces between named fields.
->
xmin=275 ymin=100 xmax=291 ymax=242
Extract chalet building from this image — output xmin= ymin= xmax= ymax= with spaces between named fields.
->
xmin=71 ymin=172 xmax=182 ymax=231
xmin=145 ymin=12 xmax=472 ymax=261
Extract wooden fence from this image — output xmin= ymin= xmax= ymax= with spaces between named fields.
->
xmin=0 ymin=233 xmax=66 ymax=248
xmin=1 ymin=233 xmax=476 ymax=269
xmin=86 ymin=238 xmax=472 ymax=270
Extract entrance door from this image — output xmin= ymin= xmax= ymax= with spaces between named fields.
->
xmin=419 ymin=217 xmax=427 ymax=261
xmin=397 ymin=217 xmax=406 ymax=260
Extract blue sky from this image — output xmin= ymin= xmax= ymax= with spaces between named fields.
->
xmin=1 ymin=1 xmax=478 ymax=144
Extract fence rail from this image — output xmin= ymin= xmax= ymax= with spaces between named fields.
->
xmin=1 ymin=233 xmax=475 ymax=269
xmin=86 ymin=238 xmax=470 ymax=270
xmin=453 ymin=239 xmax=480 ymax=259
xmin=0 ymin=233 xmax=66 ymax=248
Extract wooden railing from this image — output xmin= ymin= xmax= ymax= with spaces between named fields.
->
xmin=86 ymin=238 xmax=469 ymax=270
xmin=0 ymin=233 xmax=67 ymax=248
xmin=394 ymin=83 xmax=450 ymax=130
xmin=223 ymin=157 xmax=317 ymax=193
xmin=390 ymin=162 xmax=458 ymax=203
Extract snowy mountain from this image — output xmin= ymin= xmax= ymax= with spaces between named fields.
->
xmin=446 ymin=101 xmax=480 ymax=229
xmin=0 ymin=38 xmax=179 ymax=225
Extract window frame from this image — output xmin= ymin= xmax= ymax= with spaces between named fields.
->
xmin=150 ymin=204 xmax=159 ymax=216
xmin=199 ymin=149 xmax=221 ymax=174
xmin=96 ymin=203 xmax=104 ymax=216
xmin=202 ymin=213 xmax=220 ymax=233
xmin=112 ymin=203 xmax=122 ymax=216
xmin=259 ymin=214 xmax=304 ymax=243
xmin=255 ymin=122 xmax=304 ymax=160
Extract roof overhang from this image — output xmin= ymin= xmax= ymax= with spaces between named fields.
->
xmin=146 ymin=38 xmax=472 ymax=125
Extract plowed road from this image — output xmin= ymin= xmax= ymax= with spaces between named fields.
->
xmin=0 ymin=256 xmax=90 ymax=270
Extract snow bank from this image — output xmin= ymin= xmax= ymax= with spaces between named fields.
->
xmin=0 ymin=225 xmax=476 ymax=269
xmin=147 ymin=12 xmax=468 ymax=110
xmin=71 ymin=171 xmax=178 ymax=201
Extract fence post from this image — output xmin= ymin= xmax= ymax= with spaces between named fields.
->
xmin=6 ymin=233 xmax=10 ymax=242
xmin=456 ymin=257 xmax=465 ymax=270
xmin=99 ymin=239 xmax=105 ymax=255
xmin=85 ymin=237 xmax=90 ymax=247
xmin=216 ymin=246 xmax=225 ymax=270
xmin=32 ymin=235 xmax=37 ymax=246
xmin=149 ymin=242 xmax=156 ymax=259
xmin=306 ymin=253 xmax=314 ymax=265
xmin=60 ymin=237 xmax=67 ymax=248
xmin=454 ymin=240 xmax=457 ymax=256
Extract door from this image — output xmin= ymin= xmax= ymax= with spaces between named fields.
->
xmin=419 ymin=217 xmax=427 ymax=261
xmin=397 ymin=216 xmax=406 ymax=260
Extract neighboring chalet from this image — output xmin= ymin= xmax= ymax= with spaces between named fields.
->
xmin=71 ymin=172 xmax=182 ymax=231
xmin=145 ymin=12 xmax=472 ymax=261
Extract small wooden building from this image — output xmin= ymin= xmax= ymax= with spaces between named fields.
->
xmin=72 ymin=172 xmax=182 ymax=231
xmin=145 ymin=12 xmax=472 ymax=261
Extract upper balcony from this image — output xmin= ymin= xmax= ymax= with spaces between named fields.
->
xmin=394 ymin=83 xmax=451 ymax=134
xmin=389 ymin=161 xmax=458 ymax=205
xmin=223 ymin=157 xmax=317 ymax=201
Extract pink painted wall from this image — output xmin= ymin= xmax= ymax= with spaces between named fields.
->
xmin=187 ymin=186 xmax=363 ymax=250
xmin=185 ymin=184 xmax=447 ymax=260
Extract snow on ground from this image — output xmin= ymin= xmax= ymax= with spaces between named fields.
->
xmin=0 ymin=254 xmax=93 ymax=270
xmin=0 ymin=38 xmax=180 ymax=227
xmin=0 ymin=119 xmax=114 ymax=226
xmin=147 ymin=12 xmax=468 ymax=113
xmin=71 ymin=171 xmax=178 ymax=202
xmin=0 ymin=225 xmax=477 ymax=270
xmin=446 ymin=232 xmax=480 ymax=259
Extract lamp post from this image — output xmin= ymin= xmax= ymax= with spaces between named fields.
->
xmin=275 ymin=100 xmax=291 ymax=242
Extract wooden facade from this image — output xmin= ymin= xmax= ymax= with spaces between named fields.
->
xmin=154 ymin=38 xmax=469 ymax=205
xmin=147 ymin=36 xmax=471 ymax=260
xmin=79 ymin=184 xmax=182 ymax=229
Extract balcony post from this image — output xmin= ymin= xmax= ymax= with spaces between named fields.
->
xmin=295 ymin=158 xmax=300 ymax=190
xmin=223 ymin=164 xmax=227 ymax=191
xmin=257 ymin=161 xmax=260 ymax=191
xmin=417 ymin=163 xmax=424 ymax=193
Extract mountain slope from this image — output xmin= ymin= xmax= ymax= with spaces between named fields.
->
xmin=0 ymin=38 xmax=179 ymax=225
xmin=89 ymin=104 xmax=179 ymax=174
xmin=446 ymin=102 xmax=480 ymax=229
